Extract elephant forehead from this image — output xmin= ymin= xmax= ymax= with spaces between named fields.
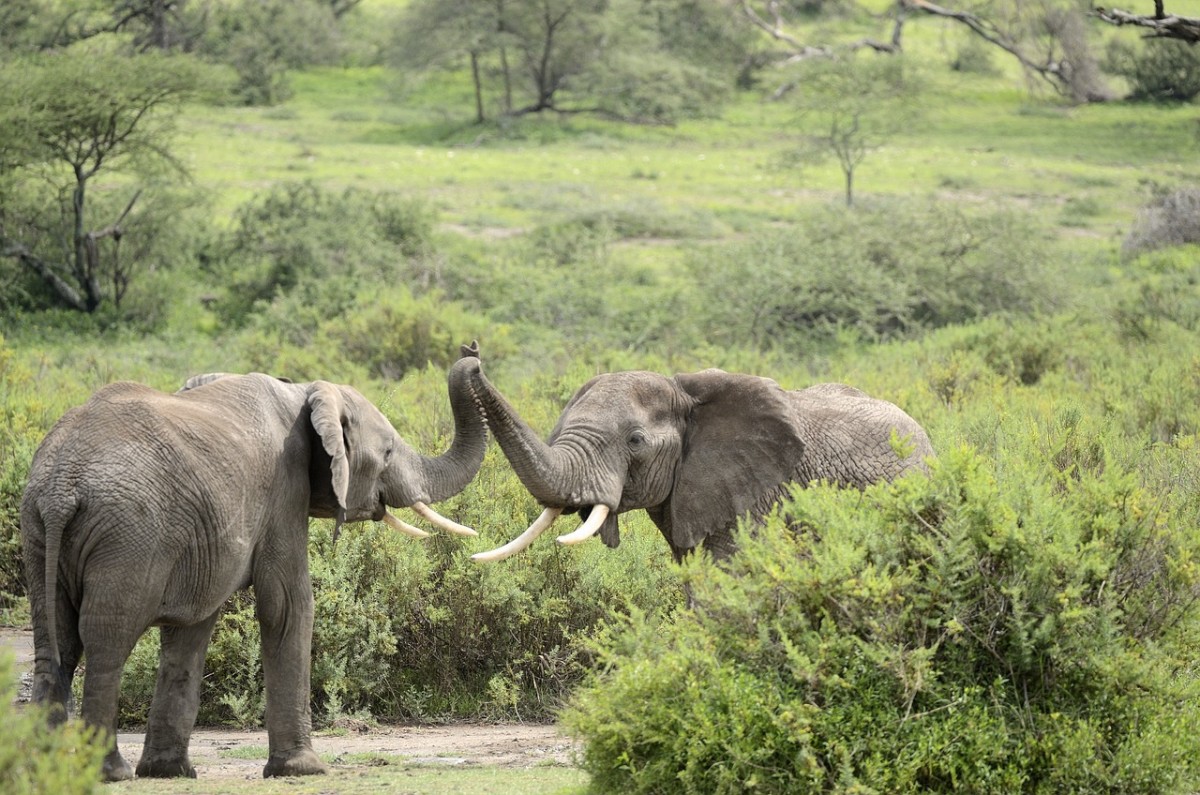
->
xmin=569 ymin=374 xmax=682 ymax=420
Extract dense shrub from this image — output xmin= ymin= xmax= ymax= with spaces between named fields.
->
xmin=205 ymin=182 xmax=437 ymax=330
xmin=0 ymin=653 xmax=107 ymax=794
xmin=1106 ymin=37 xmax=1200 ymax=102
xmin=1123 ymin=188 xmax=1200 ymax=258
xmin=688 ymin=199 xmax=1056 ymax=352
xmin=564 ymin=446 xmax=1200 ymax=794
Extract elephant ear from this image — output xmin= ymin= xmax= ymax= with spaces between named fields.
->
xmin=668 ymin=370 xmax=806 ymax=553
xmin=307 ymin=381 xmax=350 ymax=518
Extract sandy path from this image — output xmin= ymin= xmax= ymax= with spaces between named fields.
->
xmin=2 ymin=625 xmax=577 ymax=778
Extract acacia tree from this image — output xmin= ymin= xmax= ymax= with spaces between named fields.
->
xmin=785 ymin=55 xmax=919 ymax=206
xmin=393 ymin=0 xmax=748 ymax=124
xmin=0 ymin=50 xmax=199 ymax=313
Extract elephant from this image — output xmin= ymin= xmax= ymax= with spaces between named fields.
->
xmin=19 ymin=349 xmax=488 ymax=782
xmin=459 ymin=360 xmax=933 ymax=563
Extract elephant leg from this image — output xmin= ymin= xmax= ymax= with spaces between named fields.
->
xmin=30 ymin=600 xmax=81 ymax=726
xmin=136 ymin=615 xmax=220 ymax=778
xmin=255 ymin=559 xmax=326 ymax=778
xmin=78 ymin=614 xmax=141 ymax=782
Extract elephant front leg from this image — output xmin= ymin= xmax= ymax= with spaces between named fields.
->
xmin=255 ymin=567 xmax=327 ymax=778
xmin=136 ymin=616 xmax=220 ymax=778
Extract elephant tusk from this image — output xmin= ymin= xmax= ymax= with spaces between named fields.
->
xmin=411 ymin=501 xmax=478 ymax=537
xmin=470 ymin=506 xmax=563 ymax=563
xmin=556 ymin=505 xmax=610 ymax=546
xmin=382 ymin=511 xmax=430 ymax=539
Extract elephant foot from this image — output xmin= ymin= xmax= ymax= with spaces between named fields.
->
xmin=136 ymin=752 xmax=197 ymax=779
xmin=102 ymin=750 xmax=135 ymax=782
xmin=263 ymin=746 xmax=327 ymax=778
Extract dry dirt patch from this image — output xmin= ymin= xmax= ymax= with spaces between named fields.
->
xmin=2 ymin=625 xmax=577 ymax=781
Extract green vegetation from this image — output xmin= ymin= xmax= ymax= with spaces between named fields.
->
xmin=0 ymin=653 xmax=107 ymax=794
xmin=5 ymin=0 xmax=1200 ymax=791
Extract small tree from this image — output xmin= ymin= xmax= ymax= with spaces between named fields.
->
xmin=0 ymin=49 xmax=200 ymax=313
xmin=784 ymin=54 xmax=918 ymax=206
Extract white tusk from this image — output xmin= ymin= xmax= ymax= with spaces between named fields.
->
xmin=556 ymin=505 xmax=611 ymax=546
xmin=470 ymin=506 xmax=563 ymax=563
xmin=382 ymin=511 xmax=430 ymax=539
xmin=411 ymin=501 xmax=478 ymax=537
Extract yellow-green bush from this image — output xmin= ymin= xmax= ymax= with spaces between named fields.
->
xmin=563 ymin=446 xmax=1200 ymax=794
xmin=0 ymin=653 xmax=107 ymax=795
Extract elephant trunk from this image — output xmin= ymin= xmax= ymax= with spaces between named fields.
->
xmin=461 ymin=359 xmax=575 ymax=507
xmin=414 ymin=355 xmax=491 ymax=504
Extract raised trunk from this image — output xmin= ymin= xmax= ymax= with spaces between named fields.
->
xmin=413 ymin=356 xmax=492 ymax=503
xmin=461 ymin=360 xmax=574 ymax=506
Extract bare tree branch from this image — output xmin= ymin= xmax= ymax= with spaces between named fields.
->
xmin=1093 ymin=6 xmax=1200 ymax=43
xmin=900 ymin=0 xmax=1073 ymax=94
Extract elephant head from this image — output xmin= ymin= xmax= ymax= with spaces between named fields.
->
xmin=182 ymin=344 xmax=487 ymax=540
xmin=460 ymin=359 xmax=932 ymax=563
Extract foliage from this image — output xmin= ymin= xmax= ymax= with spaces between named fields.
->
xmin=0 ymin=653 xmax=107 ymax=794
xmin=1106 ymin=37 xmax=1200 ymax=102
xmin=198 ymin=0 xmax=345 ymax=105
xmin=688 ymin=199 xmax=1056 ymax=352
xmin=391 ymin=0 xmax=743 ymax=123
xmin=784 ymin=54 xmax=921 ymax=205
xmin=563 ymin=445 xmax=1200 ymax=793
xmin=0 ymin=47 xmax=203 ymax=314
xmin=1123 ymin=186 xmax=1200 ymax=258
xmin=204 ymin=182 xmax=437 ymax=329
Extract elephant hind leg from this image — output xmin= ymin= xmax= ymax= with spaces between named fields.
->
xmin=78 ymin=616 xmax=142 ymax=782
xmin=136 ymin=616 xmax=220 ymax=779
xmin=30 ymin=595 xmax=82 ymax=725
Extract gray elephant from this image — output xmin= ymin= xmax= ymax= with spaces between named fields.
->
xmin=20 ymin=351 xmax=487 ymax=782
xmin=462 ymin=361 xmax=933 ymax=563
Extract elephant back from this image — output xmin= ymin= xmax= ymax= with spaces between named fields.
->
xmin=790 ymin=382 xmax=933 ymax=488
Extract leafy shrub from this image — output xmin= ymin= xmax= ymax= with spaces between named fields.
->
xmin=1122 ymin=187 xmax=1200 ymax=258
xmin=563 ymin=446 xmax=1200 ymax=794
xmin=205 ymin=182 xmax=437 ymax=330
xmin=0 ymin=653 xmax=107 ymax=794
xmin=688 ymin=199 xmax=1056 ymax=352
xmin=1106 ymin=37 xmax=1200 ymax=102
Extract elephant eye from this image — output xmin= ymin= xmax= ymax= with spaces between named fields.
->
xmin=628 ymin=430 xmax=646 ymax=448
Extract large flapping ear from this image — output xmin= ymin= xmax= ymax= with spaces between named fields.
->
xmin=307 ymin=382 xmax=350 ymax=522
xmin=667 ymin=369 xmax=806 ymax=552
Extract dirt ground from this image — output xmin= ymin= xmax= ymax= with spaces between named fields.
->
xmin=1 ymin=626 xmax=577 ymax=779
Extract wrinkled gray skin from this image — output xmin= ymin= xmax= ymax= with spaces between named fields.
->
xmin=463 ymin=361 xmax=933 ymax=561
xmin=20 ymin=355 xmax=487 ymax=782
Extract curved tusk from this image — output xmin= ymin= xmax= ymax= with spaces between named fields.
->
xmin=556 ymin=505 xmax=611 ymax=546
xmin=411 ymin=501 xmax=477 ymax=537
xmin=470 ymin=506 xmax=563 ymax=563
xmin=382 ymin=511 xmax=430 ymax=539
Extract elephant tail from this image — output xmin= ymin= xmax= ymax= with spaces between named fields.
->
xmin=29 ymin=494 xmax=75 ymax=673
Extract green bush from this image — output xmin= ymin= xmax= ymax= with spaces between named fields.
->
xmin=563 ymin=445 xmax=1200 ymax=794
xmin=1106 ymin=38 xmax=1200 ymax=102
xmin=687 ymin=199 xmax=1057 ymax=352
xmin=205 ymin=182 xmax=437 ymax=330
xmin=0 ymin=653 xmax=107 ymax=794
